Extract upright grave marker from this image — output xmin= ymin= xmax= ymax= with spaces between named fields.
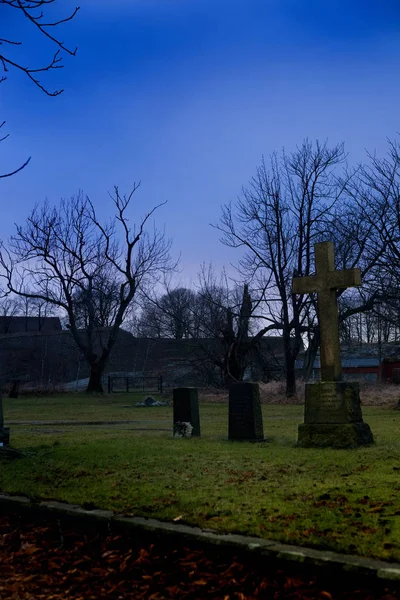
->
xmin=0 ymin=394 xmax=10 ymax=448
xmin=292 ymin=241 xmax=373 ymax=448
xmin=173 ymin=387 xmax=201 ymax=437
xmin=229 ymin=382 xmax=264 ymax=441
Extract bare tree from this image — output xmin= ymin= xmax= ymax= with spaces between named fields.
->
xmin=214 ymin=139 xmax=354 ymax=396
xmin=350 ymin=139 xmax=400 ymax=275
xmin=0 ymin=120 xmax=31 ymax=179
xmin=0 ymin=184 xmax=176 ymax=392
xmin=0 ymin=295 xmax=20 ymax=320
xmin=1 ymin=0 xmax=79 ymax=177
xmin=340 ymin=139 xmax=400 ymax=342
xmin=129 ymin=303 xmax=164 ymax=338
xmin=131 ymin=263 xmax=276 ymax=386
xmin=159 ymin=288 xmax=196 ymax=339
xmin=191 ymin=264 xmax=275 ymax=386
xmin=134 ymin=287 xmax=196 ymax=339
xmin=72 ymin=266 xmax=123 ymax=329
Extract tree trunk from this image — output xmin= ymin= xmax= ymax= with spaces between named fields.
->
xmin=303 ymin=329 xmax=320 ymax=381
xmin=223 ymin=342 xmax=247 ymax=388
xmin=9 ymin=380 xmax=20 ymax=398
xmin=86 ymin=365 xmax=104 ymax=393
xmin=283 ymin=331 xmax=300 ymax=397
xmin=285 ymin=355 xmax=297 ymax=397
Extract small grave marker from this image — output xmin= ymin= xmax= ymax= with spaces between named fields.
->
xmin=173 ymin=388 xmax=200 ymax=437
xmin=0 ymin=394 xmax=10 ymax=448
xmin=229 ymin=382 xmax=264 ymax=441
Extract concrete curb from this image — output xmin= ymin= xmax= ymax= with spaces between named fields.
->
xmin=6 ymin=420 xmax=170 ymax=426
xmin=1 ymin=493 xmax=400 ymax=585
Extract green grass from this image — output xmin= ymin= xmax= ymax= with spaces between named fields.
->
xmin=3 ymin=391 xmax=172 ymax=422
xmin=1 ymin=394 xmax=400 ymax=562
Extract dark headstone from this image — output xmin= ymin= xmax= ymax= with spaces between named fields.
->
xmin=0 ymin=427 xmax=10 ymax=448
xmin=298 ymin=382 xmax=373 ymax=448
xmin=173 ymin=387 xmax=200 ymax=437
xmin=229 ymin=382 xmax=264 ymax=441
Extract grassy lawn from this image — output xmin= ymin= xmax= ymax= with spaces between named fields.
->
xmin=2 ymin=392 xmax=172 ymax=422
xmin=1 ymin=393 xmax=400 ymax=562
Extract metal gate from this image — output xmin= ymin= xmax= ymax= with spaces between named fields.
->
xmin=107 ymin=374 xmax=163 ymax=394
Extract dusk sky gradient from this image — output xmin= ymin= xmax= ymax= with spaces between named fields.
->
xmin=1 ymin=0 xmax=400 ymax=288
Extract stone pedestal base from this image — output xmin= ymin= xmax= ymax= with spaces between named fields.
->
xmin=173 ymin=387 xmax=201 ymax=437
xmin=229 ymin=382 xmax=264 ymax=441
xmin=0 ymin=427 xmax=10 ymax=447
xmin=298 ymin=422 xmax=373 ymax=448
xmin=297 ymin=381 xmax=373 ymax=448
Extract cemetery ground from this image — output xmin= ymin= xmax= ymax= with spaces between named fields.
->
xmin=1 ymin=385 xmax=400 ymax=567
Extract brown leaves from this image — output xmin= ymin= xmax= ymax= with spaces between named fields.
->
xmin=224 ymin=469 xmax=257 ymax=485
xmin=20 ymin=542 xmax=42 ymax=555
xmin=0 ymin=511 xmax=398 ymax=599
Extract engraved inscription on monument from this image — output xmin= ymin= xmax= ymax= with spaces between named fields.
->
xmin=304 ymin=382 xmax=363 ymax=425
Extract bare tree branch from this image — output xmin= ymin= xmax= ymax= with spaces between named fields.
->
xmin=213 ymin=139 xmax=380 ymax=396
xmin=1 ymin=0 xmax=79 ymax=178
xmin=0 ymin=185 xmax=177 ymax=392
xmin=1 ymin=0 xmax=79 ymax=95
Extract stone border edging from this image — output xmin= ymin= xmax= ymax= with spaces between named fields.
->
xmin=1 ymin=493 xmax=400 ymax=584
xmin=6 ymin=420 xmax=169 ymax=426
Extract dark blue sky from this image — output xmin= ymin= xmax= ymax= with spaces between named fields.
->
xmin=1 ymin=0 xmax=400 ymax=286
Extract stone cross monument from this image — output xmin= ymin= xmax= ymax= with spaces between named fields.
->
xmin=292 ymin=241 xmax=373 ymax=448
xmin=292 ymin=241 xmax=361 ymax=381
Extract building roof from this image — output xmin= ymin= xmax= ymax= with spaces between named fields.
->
xmin=295 ymin=356 xmax=380 ymax=369
xmin=342 ymin=357 xmax=380 ymax=368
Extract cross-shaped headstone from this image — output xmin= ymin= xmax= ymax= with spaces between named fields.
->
xmin=292 ymin=241 xmax=361 ymax=381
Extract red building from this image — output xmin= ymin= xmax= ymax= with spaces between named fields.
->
xmin=381 ymin=358 xmax=400 ymax=383
xmin=341 ymin=357 xmax=381 ymax=382
xmin=296 ymin=356 xmax=381 ymax=382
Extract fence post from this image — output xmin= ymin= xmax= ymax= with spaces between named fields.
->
xmin=108 ymin=375 xmax=111 ymax=394
xmin=126 ymin=377 xmax=129 ymax=393
xmin=159 ymin=374 xmax=163 ymax=394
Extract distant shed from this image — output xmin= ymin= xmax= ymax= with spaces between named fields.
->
xmin=341 ymin=357 xmax=381 ymax=382
xmin=382 ymin=358 xmax=400 ymax=383
xmin=296 ymin=356 xmax=381 ymax=382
